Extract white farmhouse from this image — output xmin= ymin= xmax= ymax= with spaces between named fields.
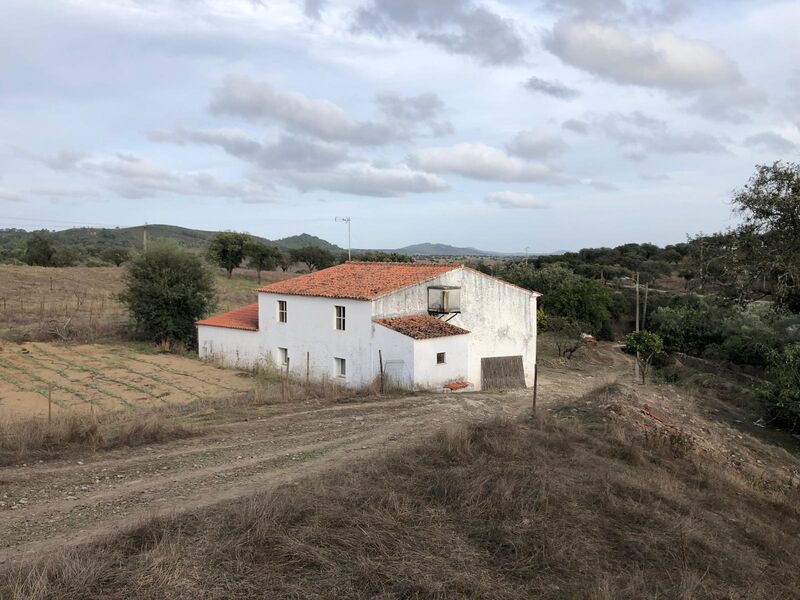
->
xmin=196 ymin=262 xmax=540 ymax=391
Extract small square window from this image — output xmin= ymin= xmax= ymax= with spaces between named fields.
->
xmin=334 ymin=357 xmax=346 ymax=378
xmin=335 ymin=305 xmax=346 ymax=331
xmin=278 ymin=347 xmax=289 ymax=366
xmin=277 ymin=300 xmax=287 ymax=323
xmin=436 ymin=352 xmax=446 ymax=365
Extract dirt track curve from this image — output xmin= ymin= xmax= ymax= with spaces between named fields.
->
xmin=0 ymin=358 xmax=621 ymax=565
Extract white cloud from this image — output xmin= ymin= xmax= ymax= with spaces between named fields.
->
xmin=277 ymin=162 xmax=449 ymax=197
xmin=353 ymin=0 xmax=526 ymax=65
xmin=589 ymin=112 xmax=729 ymax=156
xmin=485 ymin=191 xmax=548 ymax=209
xmin=506 ymin=130 xmax=568 ymax=159
xmin=545 ymin=19 xmax=741 ymax=91
xmin=44 ymin=152 xmax=275 ymax=202
xmin=0 ymin=188 xmax=23 ymax=202
xmin=523 ymin=76 xmax=580 ymax=99
xmin=409 ymin=143 xmax=574 ymax=183
xmin=743 ymin=131 xmax=796 ymax=153
xmin=209 ymin=75 xmax=451 ymax=145
xmin=150 ymin=128 xmax=349 ymax=169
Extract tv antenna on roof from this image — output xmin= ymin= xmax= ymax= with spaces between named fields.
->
xmin=335 ymin=216 xmax=351 ymax=261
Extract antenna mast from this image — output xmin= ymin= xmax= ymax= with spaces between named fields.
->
xmin=335 ymin=216 xmax=351 ymax=261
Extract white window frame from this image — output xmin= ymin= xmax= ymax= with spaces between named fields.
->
xmin=277 ymin=300 xmax=287 ymax=323
xmin=334 ymin=357 xmax=346 ymax=378
xmin=278 ymin=347 xmax=289 ymax=366
xmin=335 ymin=305 xmax=346 ymax=331
xmin=436 ymin=352 xmax=446 ymax=365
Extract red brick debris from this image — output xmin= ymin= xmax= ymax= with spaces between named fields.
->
xmin=196 ymin=303 xmax=259 ymax=331
xmin=444 ymin=380 xmax=470 ymax=390
xmin=374 ymin=314 xmax=470 ymax=340
xmin=258 ymin=261 xmax=462 ymax=300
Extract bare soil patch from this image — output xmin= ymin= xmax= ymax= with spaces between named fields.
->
xmin=0 ymin=342 xmax=252 ymax=419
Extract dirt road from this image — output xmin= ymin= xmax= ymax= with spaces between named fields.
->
xmin=0 ymin=356 xmax=621 ymax=565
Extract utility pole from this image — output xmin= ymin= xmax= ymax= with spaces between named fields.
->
xmin=143 ymin=222 xmax=148 ymax=252
xmin=335 ymin=216 xmax=351 ymax=261
xmin=525 ymin=246 xmax=530 ymax=264
xmin=634 ymin=271 xmax=640 ymax=383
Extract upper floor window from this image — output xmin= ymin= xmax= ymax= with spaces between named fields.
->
xmin=436 ymin=352 xmax=446 ymax=365
xmin=335 ymin=305 xmax=346 ymax=330
xmin=278 ymin=300 xmax=287 ymax=323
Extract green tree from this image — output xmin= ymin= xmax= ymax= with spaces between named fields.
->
xmin=24 ymin=234 xmax=54 ymax=266
xmin=359 ymin=251 xmax=413 ymax=263
xmin=547 ymin=279 xmax=614 ymax=336
xmin=624 ymin=331 xmax=664 ymax=384
xmin=101 ymin=247 xmax=131 ymax=267
xmin=543 ymin=315 xmax=584 ymax=359
xmin=289 ymin=246 xmax=335 ymax=271
xmin=207 ymin=232 xmax=249 ymax=278
xmin=245 ymin=240 xmax=283 ymax=283
xmin=119 ymin=244 xmax=216 ymax=347
xmin=767 ymin=343 xmax=800 ymax=430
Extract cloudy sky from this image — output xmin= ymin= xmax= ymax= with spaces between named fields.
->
xmin=1 ymin=0 xmax=798 ymax=252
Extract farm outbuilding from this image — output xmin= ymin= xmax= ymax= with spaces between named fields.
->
xmin=197 ymin=262 xmax=540 ymax=391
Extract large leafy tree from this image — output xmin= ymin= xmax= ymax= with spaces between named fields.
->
xmin=289 ymin=246 xmax=336 ymax=271
xmin=207 ymin=232 xmax=249 ymax=278
xmin=119 ymin=243 xmax=216 ymax=346
xmin=245 ymin=240 xmax=283 ymax=283
xmin=690 ymin=162 xmax=800 ymax=309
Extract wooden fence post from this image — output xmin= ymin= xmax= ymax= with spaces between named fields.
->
xmin=532 ymin=362 xmax=538 ymax=414
xmin=48 ymin=384 xmax=52 ymax=424
xmin=306 ymin=352 xmax=310 ymax=383
xmin=379 ymin=349 xmax=384 ymax=395
xmin=282 ymin=357 xmax=290 ymax=402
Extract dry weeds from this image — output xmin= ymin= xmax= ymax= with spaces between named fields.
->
xmin=3 ymin=385 xmax=799 ymax=599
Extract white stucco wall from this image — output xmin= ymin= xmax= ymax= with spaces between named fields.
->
xmin=258 ymin=292 xmax=376 ymax=386
xmin=373 ymin=267 xmax=538 ymax=390
xmin=372 ymin=324 xmax=415 ymax=387
xmin=197 ymin=325 xmax=267 ymax=369
xmin=411 ymin=334 xmax=469 ymax=389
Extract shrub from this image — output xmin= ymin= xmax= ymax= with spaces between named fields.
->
xmin=624 ymin=331 xmax=664 ymax=383
xmin=119 ymin=243 xmax=216 ymax=347
xmin=766 ymin=343 xmax=800 ymax=430
xmin=24 ymin=233 xmax=54 ymax=266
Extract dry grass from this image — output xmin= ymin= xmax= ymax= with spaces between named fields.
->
xmin=0 ymin=411 xmax=194 ymax=466
xmin=0 ymin=265 xmax=295 ymax=343
xmin=3 ymin=385 xmax=799 ymax=599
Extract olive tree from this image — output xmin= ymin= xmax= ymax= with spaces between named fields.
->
xmin=207 ymin=232 xmax=249 ymax=278
xmin=245 ymin=240 xmax=283 ymax=283
xmin=119 ymin=244 xmax=216 ymax=347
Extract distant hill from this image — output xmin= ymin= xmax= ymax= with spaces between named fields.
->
xmin=274 ymin=234 xmax=344 ymax=254
xmin=0 ymin=225 xmax=507 ymax=257
xmin=394 ymin=242 xmax=500 ymax=257
xmin=0 ymin=225 xmax=273 ymax=250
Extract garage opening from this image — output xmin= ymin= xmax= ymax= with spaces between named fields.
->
xmin=481 ymin=356 xmax=525 ymax=390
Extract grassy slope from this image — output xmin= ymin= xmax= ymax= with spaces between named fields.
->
xmin=3 ymin=381 xmax=799 ymax=599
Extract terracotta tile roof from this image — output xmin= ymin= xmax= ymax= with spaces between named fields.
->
xmin=257 ymin=261 xmax=461 ymax=300
xmin=196 ymin=303 xmax=259 ymax=331
xmin=374 ymin=315 xmax=470 ymax=340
